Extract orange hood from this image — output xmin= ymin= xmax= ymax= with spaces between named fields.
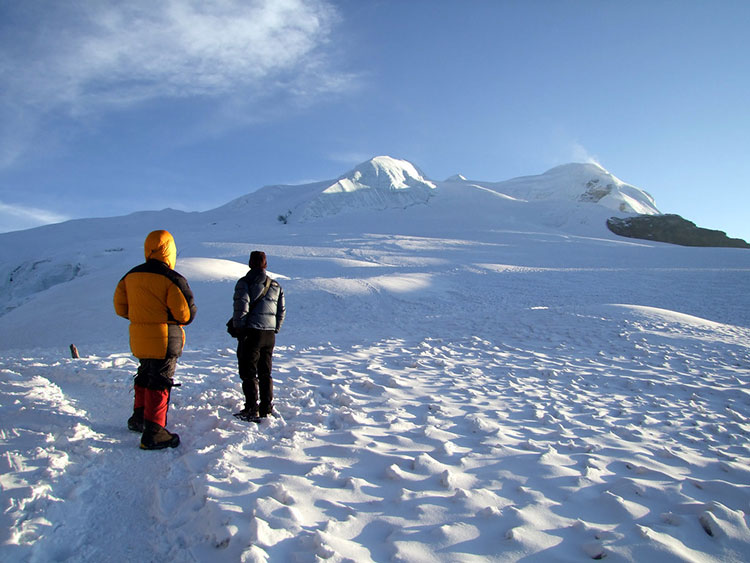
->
xmin=144 ymin=230 xmax=176 ymax=269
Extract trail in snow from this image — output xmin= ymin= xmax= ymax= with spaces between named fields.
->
xmin=0 ymin=354 xmax=192 ymax=562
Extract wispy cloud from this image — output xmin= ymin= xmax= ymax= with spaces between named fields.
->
xmin=327 ymin=151 xmax=376 ymax=166
xmin=570 ymin=142 xmax=603 ymax=168
xmin=0 ymin=202 xmax=69 ymax=233
xmin=0 ymin=0 xmax=353 ymax=166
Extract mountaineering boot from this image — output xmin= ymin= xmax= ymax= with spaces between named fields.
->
xmin=233 ymin=407 xmax=261 ymax=423
xmin=140 ymin=420 xmax=180 ymax=450
xmin=258 ymin=402 xmax=275 ymax=419
xmin=127 ymin=406 xmax=145 ymax=432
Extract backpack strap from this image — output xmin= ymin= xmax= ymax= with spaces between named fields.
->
xmin=247 ymin=276 xmax=272 ymax=312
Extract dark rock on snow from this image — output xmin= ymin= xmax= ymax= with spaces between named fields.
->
xmin=607 ymin=214 xmax=750 ymax=248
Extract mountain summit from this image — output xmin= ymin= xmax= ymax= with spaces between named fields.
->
xmin=454 ymin=162 xmax=660 ymax=216
xmin=298 ymin=156 xmax=437 ymax=221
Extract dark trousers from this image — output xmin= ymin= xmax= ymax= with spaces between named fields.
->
xmin=134 ymin=357 xmax=177 ymax=390
xmin=237 ymin=329 xmax=275 ymax=415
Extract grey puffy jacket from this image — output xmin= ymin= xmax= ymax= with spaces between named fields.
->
xmin=233 ymin=270 xmax=285 ymax=333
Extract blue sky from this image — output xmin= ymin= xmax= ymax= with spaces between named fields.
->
xmin=1 ymin=0 xmax=749 ymax=240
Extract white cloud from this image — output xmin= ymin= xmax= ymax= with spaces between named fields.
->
xmin=0 ymin=0 xmax=353 ymax=165
xmin=0 ymin=202 xmax=69 ymax=233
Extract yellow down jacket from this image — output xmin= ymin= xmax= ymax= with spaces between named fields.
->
xmin=114 ymin=230 xmax=197 ymax=359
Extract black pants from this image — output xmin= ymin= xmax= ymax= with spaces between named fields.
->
xmin=237 ymin=329 xmax=275 ymax=415
xmin=134 ymin=357 xmax=177 ymax=390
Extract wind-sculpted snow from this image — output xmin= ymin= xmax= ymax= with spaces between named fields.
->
xmin=2 ymin=305 xmax=750 ymax=561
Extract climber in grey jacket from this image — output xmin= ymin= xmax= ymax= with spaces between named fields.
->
xmin=232 ymin=251 xmax=285 ymax=421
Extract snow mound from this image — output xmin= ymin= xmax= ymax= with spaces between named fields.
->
xmin=606 ymin=304 xmax=724 ymax=328
xmin=177 ymin=258 xmax=250 ymax=283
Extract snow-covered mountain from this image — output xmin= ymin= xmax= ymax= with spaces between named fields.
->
xmin=2 ymin=156 xmax=750 ymax=562
xmin=298 ymin=156 xmax=437 ymax=221
xmin=0 ymin=156 xmax=657 ymax=318
xmin=449 ymin=161 xmax=660 ymax=215
xmin=213 ymin=156 xmax=658 ymax=227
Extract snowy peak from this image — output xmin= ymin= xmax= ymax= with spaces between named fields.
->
xmin=547 ymin=162 xmax=659 ymax=214
xmin=542 ymin=161 xmax=611 ymax=176
xmin=299 ymin=156 xmax=436 ymax=220
xmin=324 ymin=156 xmax=435 ymax=194
xmin=494 ymin=162 xmax=660 ymax=215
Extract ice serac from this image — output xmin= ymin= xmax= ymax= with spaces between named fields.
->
xmin=299 ymin=156 xmax=437 ymax=221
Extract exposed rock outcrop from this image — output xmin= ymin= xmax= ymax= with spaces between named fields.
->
xmin=607 ymin=214 xmax=749 ymax=248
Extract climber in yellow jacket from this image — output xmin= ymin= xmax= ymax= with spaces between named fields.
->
xmin=114 ymin=230 xmax=197 ymax=450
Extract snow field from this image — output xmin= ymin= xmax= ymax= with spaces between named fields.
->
xmin=3 ymin=303 xmax=750 ymax=562
xmin=2 ymin=159 xmax=750 ymax=561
